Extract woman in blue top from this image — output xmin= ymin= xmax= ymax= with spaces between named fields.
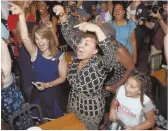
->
xmin=109 ymin=2 xmax=137 ymax=64
xmin=9 ymin=3 xmax=67 ymax=120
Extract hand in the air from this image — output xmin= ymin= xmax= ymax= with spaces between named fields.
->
xmin=130 ymin=14 xmax=136 ymax=22
xmin=53 ymin=5 xmax=65 ymax=17
xmin=151 ymin=10 xmax=162 ymax=20
xmin=8 ymin=2 xmax=24 ymax=15
xmin=74 ymin=22 xmax=98 ymax=33
xmin=96 ymin=15 xmax=103 ymax=26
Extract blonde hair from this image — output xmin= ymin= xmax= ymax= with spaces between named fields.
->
xmin=32 ymin=25 xmax=58 ymax=57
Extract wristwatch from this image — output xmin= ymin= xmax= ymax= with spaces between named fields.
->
xmin=49 ymin=82 xmax=53 ymax=87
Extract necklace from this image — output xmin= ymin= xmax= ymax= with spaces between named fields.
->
xmin=41 ymin=13 xmax=50 ymax=22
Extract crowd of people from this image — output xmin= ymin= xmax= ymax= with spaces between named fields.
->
xmin=1 ymin=0 xmax=168 ymax=130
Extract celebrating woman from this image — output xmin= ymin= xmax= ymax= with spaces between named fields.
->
xmin=9 ymin=3 xmax=67 ymax=120
xmin=110 ymin=2 xmax=137 ymax=64
xmin=53 ymin=5 xmax=117 ymax=129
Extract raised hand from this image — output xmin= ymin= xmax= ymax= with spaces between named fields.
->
xmin=97 ymin=16 xmax=103 ymax=26
xmin=74 ymin=22 xmax=98 ymax=33
xmin=151 ymin=10 xmax=161 ymax=19
xmin=130 ymin=14 xmax=136 ymax=22
xmin=44 ymin=21 xmax=53 ymax=29
xmin=53 ymin=5 xmax=65 ymax=17
xmin=8 ymin=2 xmax=24 ymax=15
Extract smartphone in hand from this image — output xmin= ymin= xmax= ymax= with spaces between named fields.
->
xmin=32 ymin=82 xmax=41 ymax=88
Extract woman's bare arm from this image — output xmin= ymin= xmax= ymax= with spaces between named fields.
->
xmin=130 ymin=29 xmax=137 ymax=64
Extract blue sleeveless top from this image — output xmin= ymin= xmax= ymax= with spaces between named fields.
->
xmin=108 ymin=20 xmax=136 ymax=56
xmin=32 ymin=50 xmax=63 ymax=82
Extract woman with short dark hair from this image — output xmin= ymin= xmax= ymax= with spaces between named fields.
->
xmin=53 ymin=5 xmax=116 ymax=130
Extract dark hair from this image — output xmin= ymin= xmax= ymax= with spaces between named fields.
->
xmin=112 ymin=1 xmax=127 ymax=20
xmin=36 ymin=1 xmax=57 ymax=22
xmin=129 ymin=70 xmax=153 ymax=107
xmin=84 ymin=31 xmax=103 ymax=56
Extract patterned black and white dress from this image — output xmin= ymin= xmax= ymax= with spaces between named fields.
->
xmin=103 ymin=41 xmax=127 ymax=113
xmin=104 ymin=42 xmax=126 ymax=87
xmin=61 ymin=21 xmax=116 ymax=129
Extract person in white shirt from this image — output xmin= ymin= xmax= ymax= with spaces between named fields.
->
xmin=109 ymin=70 xmax=155 ymax=130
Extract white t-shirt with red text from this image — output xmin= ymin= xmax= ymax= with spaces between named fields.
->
xmin=116 ymin=85 xmax=155 ymax=126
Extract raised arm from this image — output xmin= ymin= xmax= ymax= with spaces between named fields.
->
xmin=108 ymin=1 xmax=113 ymax=16
xmin=9 ymin=2 xmax=36 ymax=57
xmin=74 ymin=22 xmax=115 ymax=69
xmin=151 ymin=10 xmax=168 ymax=34
xmin=51 ymin=16 xmax=59 ymax=47
xmin=53 ymin=5 xmax=82 ymax=52
xmin=96 ymin=30 xmax=115 ymax=69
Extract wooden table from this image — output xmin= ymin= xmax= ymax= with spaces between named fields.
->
xmin=39 ymin=113 xmax=87 ymax=130
xmin=152 ymin=69 xmax=167 ymax=87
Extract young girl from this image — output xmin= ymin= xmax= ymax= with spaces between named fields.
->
xmin=109 ymin=71 xmax=155 ymax=130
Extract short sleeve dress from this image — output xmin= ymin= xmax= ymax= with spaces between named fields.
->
xmin=110 ymin=20 xmax=136 ymax=56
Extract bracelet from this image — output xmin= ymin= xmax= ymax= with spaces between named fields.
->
xmin=158 ymin=17 xmax=163 ymax=21
xmin=49 ymin=82 xmax=53 ymax=87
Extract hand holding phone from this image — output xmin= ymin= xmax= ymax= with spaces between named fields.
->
xmin=32 ymin=82 xmax=41 ymax=88
xmin=32 ymin=82 xmax=47 ymax=91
